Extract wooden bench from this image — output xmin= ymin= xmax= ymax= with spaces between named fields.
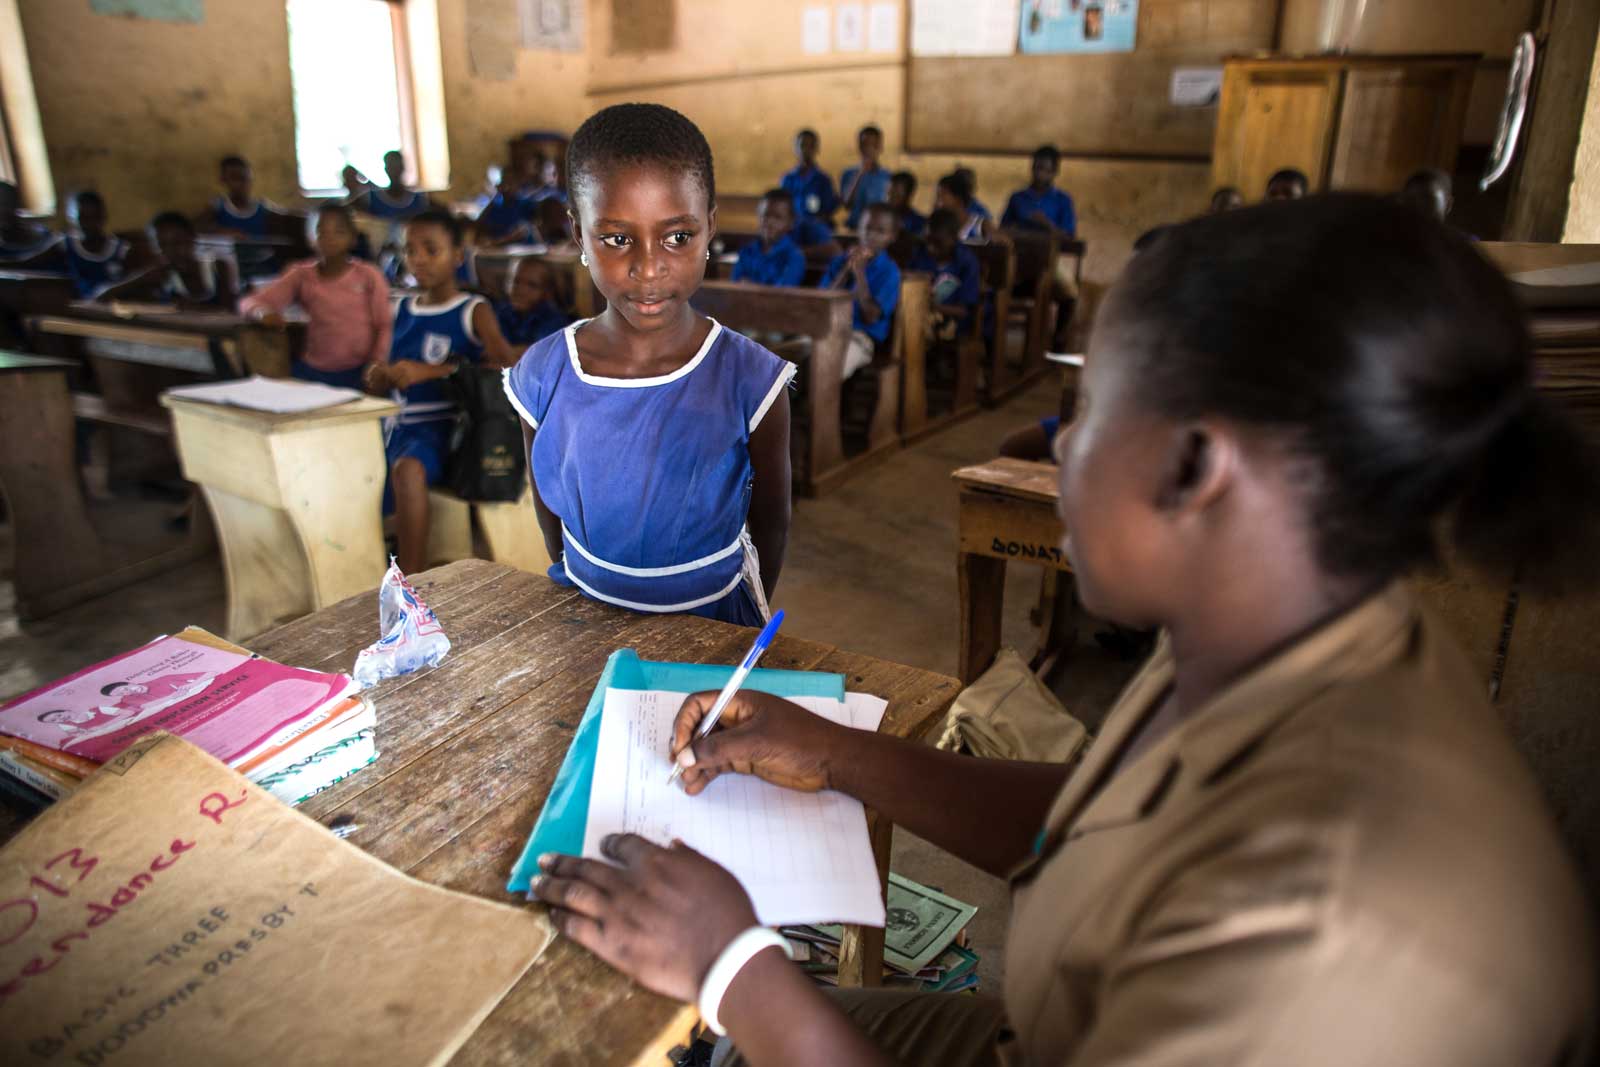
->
xmin=426 ymin=486 xmax=554 ymax=576
xmin=952 ymin=458 xmax=1071 ymax=684
xmin=900 ymin=244 xmax=1006 ymax=442
xmin=0 ymin=351 xmax=211 ymax=618
xmin=991 ymin=231 xmax=1059 ymax=402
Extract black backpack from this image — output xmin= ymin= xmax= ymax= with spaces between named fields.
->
xmin=444 ymin=366 xmax=526 ymax=502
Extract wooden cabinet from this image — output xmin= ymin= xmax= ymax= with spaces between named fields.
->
xmin=1212 ymin=54 xmax=1479 ymax=199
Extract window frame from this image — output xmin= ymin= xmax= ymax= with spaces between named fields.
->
xmin=287 ymin=0 xmax=422 ymax=197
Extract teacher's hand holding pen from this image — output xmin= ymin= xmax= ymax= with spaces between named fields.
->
xmin=668 ymin=690 xmax=844 ymax=796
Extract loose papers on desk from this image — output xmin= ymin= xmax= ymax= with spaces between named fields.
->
xmin=584 ymin=688 xmax=889 ymax=928
xmin=0 ymin=734 xmax=548 ymax=1067
xmin=165 ymin=375 xmax=364 ymax=413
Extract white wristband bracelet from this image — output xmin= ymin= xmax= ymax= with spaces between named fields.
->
xmin=698 ymin=926 xmax=793 ymax=1037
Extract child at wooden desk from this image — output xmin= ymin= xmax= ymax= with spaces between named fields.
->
xmin=240 ymin=204 xmax=391 ymax=389
xmin=97 ymin=212 xmax=239 ymax=309
xmin=364 ymin=209 xmax=516 ymax=574
xmin=493 ymin=257 xmax=570 ymax=348
xmin=730 ymin=190 xmax=805 ymax=288
xmin=503 ymin=104 xmax=794 ymax=626
xmin=61 ymin=191 xmax=133 ymax=298
xmin=909 ymin=208 xmax=980 ymax=339
xmin=819 ymin=203 xmax=901 ymax=381
xmin=531 ymin=196 xmax=1599 ymax=1066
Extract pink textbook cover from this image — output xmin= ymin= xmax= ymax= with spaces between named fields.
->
xmin=0 ymin=635 xmax=353 ymax=765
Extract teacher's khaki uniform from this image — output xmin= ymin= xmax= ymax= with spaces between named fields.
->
xmin=735 ymin=583 xmax=1594 ymax=1067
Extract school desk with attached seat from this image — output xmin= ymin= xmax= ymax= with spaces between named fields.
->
xmin=0 ymin=558 xmax=961 ymax=1065
xmin=425 ymin=485 xmax=554 ymax=577
xmin=900 ymin=246 xmax=1007 ymax=443
xmin=158 ymin=391 xmax=398 ymax=641
xmin=953 ymin=458 xmax=1073 ymax=684
xmin=0 ymin=351 xmax=212 ymax=618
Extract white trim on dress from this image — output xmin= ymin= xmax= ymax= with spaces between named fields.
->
xmin=750 ymin=361 xmax=797 ymax=432
xmin=563 ymin=318 xmax=724 ymax=388
xmin=565 ymin=566 xmax=745 ymax=615
xmin=562 ymin=525 xmax=743 ymax=578
xmin=501 ymin=366 xmax=539 ymax=428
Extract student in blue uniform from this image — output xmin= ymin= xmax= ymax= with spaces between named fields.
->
xmin=197 ymin=155 xmax=293 ymax=279
xmin=363 ymin=209 xmax=517 ymax=575
xmin=361 ymin=150 xmax=431 ymax=221
xmin=475 ymin=166 xmax=533 ymax=245
xmin=780 ymin=128 xmax=838 ymax=249
xmin=98 ymin=212 xmax=238 ymax=309
xmin=839 ymin=125 xmax=892 ymax=231
xmin=504 ymin=103 xmax=794 ymax=627
xmin=1003 ymin=144 xmax=1079 ymax=350
xmin=62 ymin=191 xmax=131 ymax=297
xmin=731 ymin=190 xmax=804 ymax=288
xmin=820 ymin=202 xmax=901 ymax=380
xmin=494 ymin=257 xmax=570 ymax=348
xmin=887 ymin=171 xmax=925 ymax=238
xmin=910 ymin=208 xmax=981 ymax=337
xmin=935 ymin=171 xmax=999 ymax=243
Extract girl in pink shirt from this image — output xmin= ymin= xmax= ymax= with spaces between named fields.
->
xmin=240 ymin=204 xmax=391 ymax=389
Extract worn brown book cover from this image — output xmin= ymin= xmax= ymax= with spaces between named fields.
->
xmin=0 ymin=733 xmax=553 ymax=1065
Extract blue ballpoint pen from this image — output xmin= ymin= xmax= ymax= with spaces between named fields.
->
xmin=666 ymin=610 xmax=785 ymax=785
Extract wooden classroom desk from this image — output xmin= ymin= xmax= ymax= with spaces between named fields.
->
xmin=0 ymin=351 xmax=211 ymax=618
xmin=243 ymin=560 xmax=961 ymax=1065
xmin=29 ymin=301 xmax=294 ymax=379
xmin=953 ymin=458 xmax=1070 ymax=684
xmin=159 ymin=392 xmax=399 ymax=641
xmin=0 ymin=268 xmax=74 ymax=316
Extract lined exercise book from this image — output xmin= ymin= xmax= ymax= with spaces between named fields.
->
xmin=584 ymin=689 xmax=889 ymax=928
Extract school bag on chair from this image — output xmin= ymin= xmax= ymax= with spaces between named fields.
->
xmin=444 ymin=366 xmax=526 ymax=502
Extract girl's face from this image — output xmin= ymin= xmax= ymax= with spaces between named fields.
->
xmin=935 ymin=185 xmax=962 ymax=214
xmin=315 ymin=214 xmax=355 ymax=260
xmin=403 ymin=221 xmax=461 ymax=289
xmin=1053 ymin=296 xmax=1183 ymax=629
xmin=509 ymin=261 xmax=553 ymax=311
xmin=573 ymin=163 xmax=715 ymax=332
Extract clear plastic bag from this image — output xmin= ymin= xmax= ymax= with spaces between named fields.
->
xmin=353 ymin=559 xmax=451 ymax=688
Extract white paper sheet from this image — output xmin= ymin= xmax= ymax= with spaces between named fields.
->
xmin=868 ymin=2 xmax=899 ymax=52
xmin=165 ymin=375 xmax=365 ymax=413
xmin=910 ymin=0 xmax=1019 ymax=56
xmin=835 ymin=2 xmax=865 ymax=51
xmin=584 ymin=689 xmax=889 ymax=927
xmin=802 ymin=6 xmax=831 ymax=55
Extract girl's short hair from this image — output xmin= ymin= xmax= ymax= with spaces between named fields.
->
xmin=1113 ymin=194 xmax=1600 ymax=593
xmin=315 ymin=202 xmax=356 ymax=231
xmin=567 ymin=103 xmax=715 ymax=210
xmin=406 ymin=208 xmax=462 ymax=246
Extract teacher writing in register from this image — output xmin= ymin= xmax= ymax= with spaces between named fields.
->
xmin=530 ymin=198 xmax=1598 ymax=1066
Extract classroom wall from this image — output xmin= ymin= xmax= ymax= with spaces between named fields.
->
xmin=17 ymin=0 xmax=299 ymax=231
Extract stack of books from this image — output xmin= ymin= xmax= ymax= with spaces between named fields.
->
xmin=782 ymin=872 xmax=982 ymax=993
xmin=0 ymin=627 xmax=375 ymax=810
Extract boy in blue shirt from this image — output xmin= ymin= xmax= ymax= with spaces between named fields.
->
xmin=494 ymin=256 xmax=570 ymax=348
xmin=839 ymin=125 xmax=892 ymax=230
xmin=732 ymin=189 xmax=805 ymax=287
xmin=910 ymin=208 xmax=981 ymax=341
xmin=888 ymin=171 xmax=926 ymax=237
xmin=475 ymin=166 xmax=533 ymax=245
xmin=820 ymin=202 xmax=901 ymax=380
xmin=1001 ymin=145 xmax=1076 ymax=237
xmin=732 ymin=188 xmax=806 ymax=286
xmin=781 ymin=128 xmax=838 ymax=249
xmin=1002 ymin=145 xmax=1080 ymax=352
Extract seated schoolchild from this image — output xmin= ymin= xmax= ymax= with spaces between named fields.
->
xmin=196 ymin=155 xmax=298 ymax=278
xmin=780 ymin=128 xmax=839 ymax=250
xmin=1265 ymin=167 xmax=1309 ymax=201
xmin=61 ymin=191 xmax=132 ymax=297
xmin=98 ymin=211 xmax=238 ymax=309
xmin=888 ymin=171 xmax=926 ymax=238
xmin=839 ymin=125 xmax=891 ymax=230
xmin=494 ymin=257 xmax=571 ymax=348
xmin=240 ymin=204 xmax=390 ymax=389
xmin=909 ymin=208 xmax=981 ymax=340
xmin=819 ymin=202 xmax=901 ymax=380
xmin=731 ymin=190 xmax=805 ymax=288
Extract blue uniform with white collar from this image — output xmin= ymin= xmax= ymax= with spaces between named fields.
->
xmin=63 ymin=235 xmax=129 ymax=297
xmin=820 ymin=249 xmax=901 ymax=344
xmin=732 ymin=235 xmax=805 ymax=287
xmin=363 ymin=187 xmax=429 ymax=221
xmin=383 ymin=293 xmax=485 ymax=498
xmin=502 ymin=320 xmax=794 ymax=626
xmin=781 ymin=165 xmax=838 ymax=247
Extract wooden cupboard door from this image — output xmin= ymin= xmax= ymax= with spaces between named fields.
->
xmin=1212 ymin=63 xmax=1343 ymax=198
xmin=1329 ymin=62 xmax=1476 ymax=191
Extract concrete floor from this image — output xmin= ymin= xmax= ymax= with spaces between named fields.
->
xmin=0 ymin=376 xmax=1146 ymax=997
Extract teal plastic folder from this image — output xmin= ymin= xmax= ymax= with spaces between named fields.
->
xmin=506 ymin=648 xmax=846 ymax=893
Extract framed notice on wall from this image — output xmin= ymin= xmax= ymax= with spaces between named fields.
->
xmin=1019 ymin=0 xmax=1139 ymax=55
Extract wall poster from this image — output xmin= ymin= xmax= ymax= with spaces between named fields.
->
xmin=1018 ymin=0 xmax=1138 ymax=54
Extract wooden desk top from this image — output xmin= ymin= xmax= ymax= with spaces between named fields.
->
xmin=159 ymin=391 xmax=398 ymax=432
xmin=692 ymin=281 xmax=852 ymax=336
xmin=0 ymin=268 xmax=70 ymax=283
xmin=0 ymin=560 xmax=960 ymax=1065
xmin=35 ymin=301 xmax=254 ymax=336
xmin=952 ymin=457 xmax=1061 ymax=504
xmin=0 ymin=351 xmax=73 ymax=374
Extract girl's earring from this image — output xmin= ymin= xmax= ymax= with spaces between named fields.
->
xmin=580 ymin=252 xmax=589 ymax=267
xmin=705 ymin=250 xmax=711 ymax=261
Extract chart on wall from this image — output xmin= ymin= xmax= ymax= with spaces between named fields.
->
xmin=1019 ymin=0 xmax=1139 ymax=54
xmin=911 ymin=0 xmax=1020 ymax=56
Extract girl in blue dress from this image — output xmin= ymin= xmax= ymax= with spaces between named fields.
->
xmin=503 ymin=104 xmax=794 ymax=627
xmin=62 ymin=191 xmax=130 ymax=298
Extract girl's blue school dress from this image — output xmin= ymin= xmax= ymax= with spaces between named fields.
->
xmin=383 ymin=293 xmax=486 ymax=506
xmin=363 ymin=188 xmax=429 ymax=221
xmin=210 ymin=196 xmax=280 ymax=277
xmin=63 ymin=235 xmax=129 ymax=297
xmin=502 ymin=319 xmax=794 ymax=627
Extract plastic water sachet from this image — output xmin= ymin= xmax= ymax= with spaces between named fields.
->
xmin=353 ymin=559 xmax=451 ymax=688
